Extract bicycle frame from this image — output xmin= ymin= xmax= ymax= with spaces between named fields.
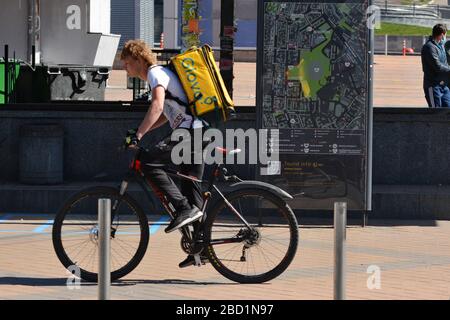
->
xmin=53 ymin=144 xmax=298 ymax=282
xmin=113 ymin=147 xmax=254 ymax=246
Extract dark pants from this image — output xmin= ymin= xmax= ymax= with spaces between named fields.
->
xmin=424 ymin=85 xmax=450 ymax=108
xmin=141 ymin=128 xmax=205 ymax=213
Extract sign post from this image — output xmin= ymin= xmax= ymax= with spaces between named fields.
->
xmin=256 ymin=1 xmax=373 ymax=217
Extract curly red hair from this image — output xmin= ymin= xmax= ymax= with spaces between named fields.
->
xmin=120 ymin=40 xmax=157 ymax=66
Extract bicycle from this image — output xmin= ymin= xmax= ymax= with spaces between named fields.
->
xmin=52 ymin=145 xmax=299 ymax=283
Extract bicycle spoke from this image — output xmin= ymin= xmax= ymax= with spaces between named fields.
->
xmin=114 ymin=237 xmax=139 ymax=251
xmin=54 ymin=188 xmax=148 ymax=282
xmin=63 ymin=238 xmax=91 ymax=249
xmin=111 ymin=245 xmax=130 ymax=266
xmin=260 ymin=244 xmax=279 ymax=267
xmin=206 ymin=190 xmax=298 ymax=283
xmin=111 ymin=251 xmax=122 ymax=272
xmin=112 ymin=238 xmax=136 ymax=260
xmin=67 ymin=238 xmax=93 ymax=261
xmin=256 ymin=244 xmax=276 ymax=270
xmin=249 ymin=248 xmax=256 ymax=276
xmin=77 ymin=245 xmax=98 ymax=268
xmin=260 ymin=238 xmax=288 ymax=256
xmin=88 ymin=245 xmax=98 ymax=273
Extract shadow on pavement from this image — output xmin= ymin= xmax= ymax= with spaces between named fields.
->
xmin=298 ymin=216 xmax=439 ymax=227
xmin=0 ymin=277 xmax=96 ymax=287
xmin=0 ymin=277 xmax=241 ymax=287
xmin=114 ymin=279 xmax=241 ymax=286
xmin=364 ymin=219 xmax=438 ymax=227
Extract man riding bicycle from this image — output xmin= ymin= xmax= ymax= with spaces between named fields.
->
xmin=120 ymin=40 xmax=207 ymax=268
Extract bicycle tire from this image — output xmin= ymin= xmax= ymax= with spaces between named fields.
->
xmin=203 ymin=188 xmax=299 ymax=284
xmin=52 ymin=186 xmax=149 ymax=282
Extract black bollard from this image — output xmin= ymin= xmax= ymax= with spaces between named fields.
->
xmin=32 ymin=45 xmax=36 ymax=69
xmin=4 ymin=44 xmax=9 ymax=104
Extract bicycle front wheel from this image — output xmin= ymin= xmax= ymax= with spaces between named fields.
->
xmin=203 ymin=189 xmax=298 ymax=283
xmin=52 ymin=186 xmax=149 ymax=282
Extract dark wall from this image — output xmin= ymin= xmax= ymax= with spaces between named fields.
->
xmin=372 ymin=108 xmax=450 ymax=185
xmin=2 ymin=106 xmax=450 ymax=185
xmin=0 ymin=105 xmax=256 ymax=183
xmin=1 ymin=108 xmax=143 ymax=182
xmin=2 ymin=106 xmax=450 ymax=219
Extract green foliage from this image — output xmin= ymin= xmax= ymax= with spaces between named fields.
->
xmin=400 ymin=0 xmax=431 ymax=5
xmin=375 ymin=22 xmax=430 ymax=36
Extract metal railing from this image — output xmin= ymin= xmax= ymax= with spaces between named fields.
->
xmin=374 ymin=34 xmax=426 ymax=55
xmin=374 ymin=1 xmax=450 ymax=19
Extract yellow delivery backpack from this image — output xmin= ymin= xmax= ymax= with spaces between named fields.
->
xmin=168 ymin=45 xmax=235 ymax=123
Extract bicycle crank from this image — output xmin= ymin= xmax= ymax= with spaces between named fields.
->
xmin=180 ymin=235 xmax=203 ymax=255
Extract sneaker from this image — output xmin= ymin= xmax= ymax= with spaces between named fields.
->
xmin=179 ymin=254 xmax=209 ymax=268
xmin=164 ymin=207 xmax=203 ymax=233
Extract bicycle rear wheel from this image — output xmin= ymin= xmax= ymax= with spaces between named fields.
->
xmin=203 ymin=189 xmax=298 ymax=283
xmin=52 ymin=186 xmax=149 ymax=282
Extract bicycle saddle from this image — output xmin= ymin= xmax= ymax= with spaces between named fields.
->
xmin=215 ymin=147 xmax=242 ymax=155
xmin=144 ymin=162 xmax=167 ymax=168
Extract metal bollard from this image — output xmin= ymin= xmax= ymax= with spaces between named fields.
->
xmin=334 ymin=202 xmax=347 ymax=300
xmin=385 ymin=34 xmax=388 ymax=56
xmin=98 ymin=198 xmax=111 ymax=300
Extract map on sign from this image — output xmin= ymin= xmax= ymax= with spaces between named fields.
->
xmin=262 ymin=2 xmax=368 ymax=132
xmin=257 ymin=1 xmax=372 ymax=211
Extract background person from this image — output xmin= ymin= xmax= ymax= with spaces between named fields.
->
xmin=421 ymin=23 xmax=450 ymax=108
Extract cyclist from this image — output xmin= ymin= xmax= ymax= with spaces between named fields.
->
xmin=120 ymin=40 xmax=208 ymax=267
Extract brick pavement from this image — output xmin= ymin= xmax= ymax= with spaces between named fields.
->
xmin=0 ymin=214 xmax=449 ymax=300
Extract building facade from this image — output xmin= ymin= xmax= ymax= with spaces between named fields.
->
xmin=111 ymin=0 xmax=257 ymax=49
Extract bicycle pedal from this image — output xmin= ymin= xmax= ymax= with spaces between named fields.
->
xmin=193 ymin=254 xmax=202 ymax=266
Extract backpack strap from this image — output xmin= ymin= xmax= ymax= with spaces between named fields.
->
xmin=164 ymin=89 xmax=188 ymax=108
xmin=162 ymin=63 xmax=199 ymax=111
xmin=162 ymin=64 xmax=209 ymax=127
xmin=164 ymin=90 xmax=211 ymax=128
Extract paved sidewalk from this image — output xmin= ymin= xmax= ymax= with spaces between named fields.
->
xmin=0 ymin=213 xmax=449 ymax=300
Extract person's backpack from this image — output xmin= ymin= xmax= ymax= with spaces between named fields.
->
xmin=166 ymin=45 xmax=235 ymax=126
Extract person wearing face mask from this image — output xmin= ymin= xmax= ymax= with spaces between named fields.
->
xmin=421 ymin=24 xmax=450 ymax=108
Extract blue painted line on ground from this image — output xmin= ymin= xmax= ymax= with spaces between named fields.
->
xmin=149 ymin=216 xmax=170 ymax=235
xmin=0 ymin=213 xmax=53 ymax=223
xmin=1 ymin=213 xmax=51 ymax=216
xmin=0 ymin=214 xmax=170 ymax=235
xmin=0 ymin=214 xmax=13 ymax=223
xmin=33 ymin=220 xmax=54 ymax=233
xmin=0 ymin=230 xmax=36 ymax=234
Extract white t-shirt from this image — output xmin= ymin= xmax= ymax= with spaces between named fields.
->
xmin=147 ymin=66 xmax=202 ymax=129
